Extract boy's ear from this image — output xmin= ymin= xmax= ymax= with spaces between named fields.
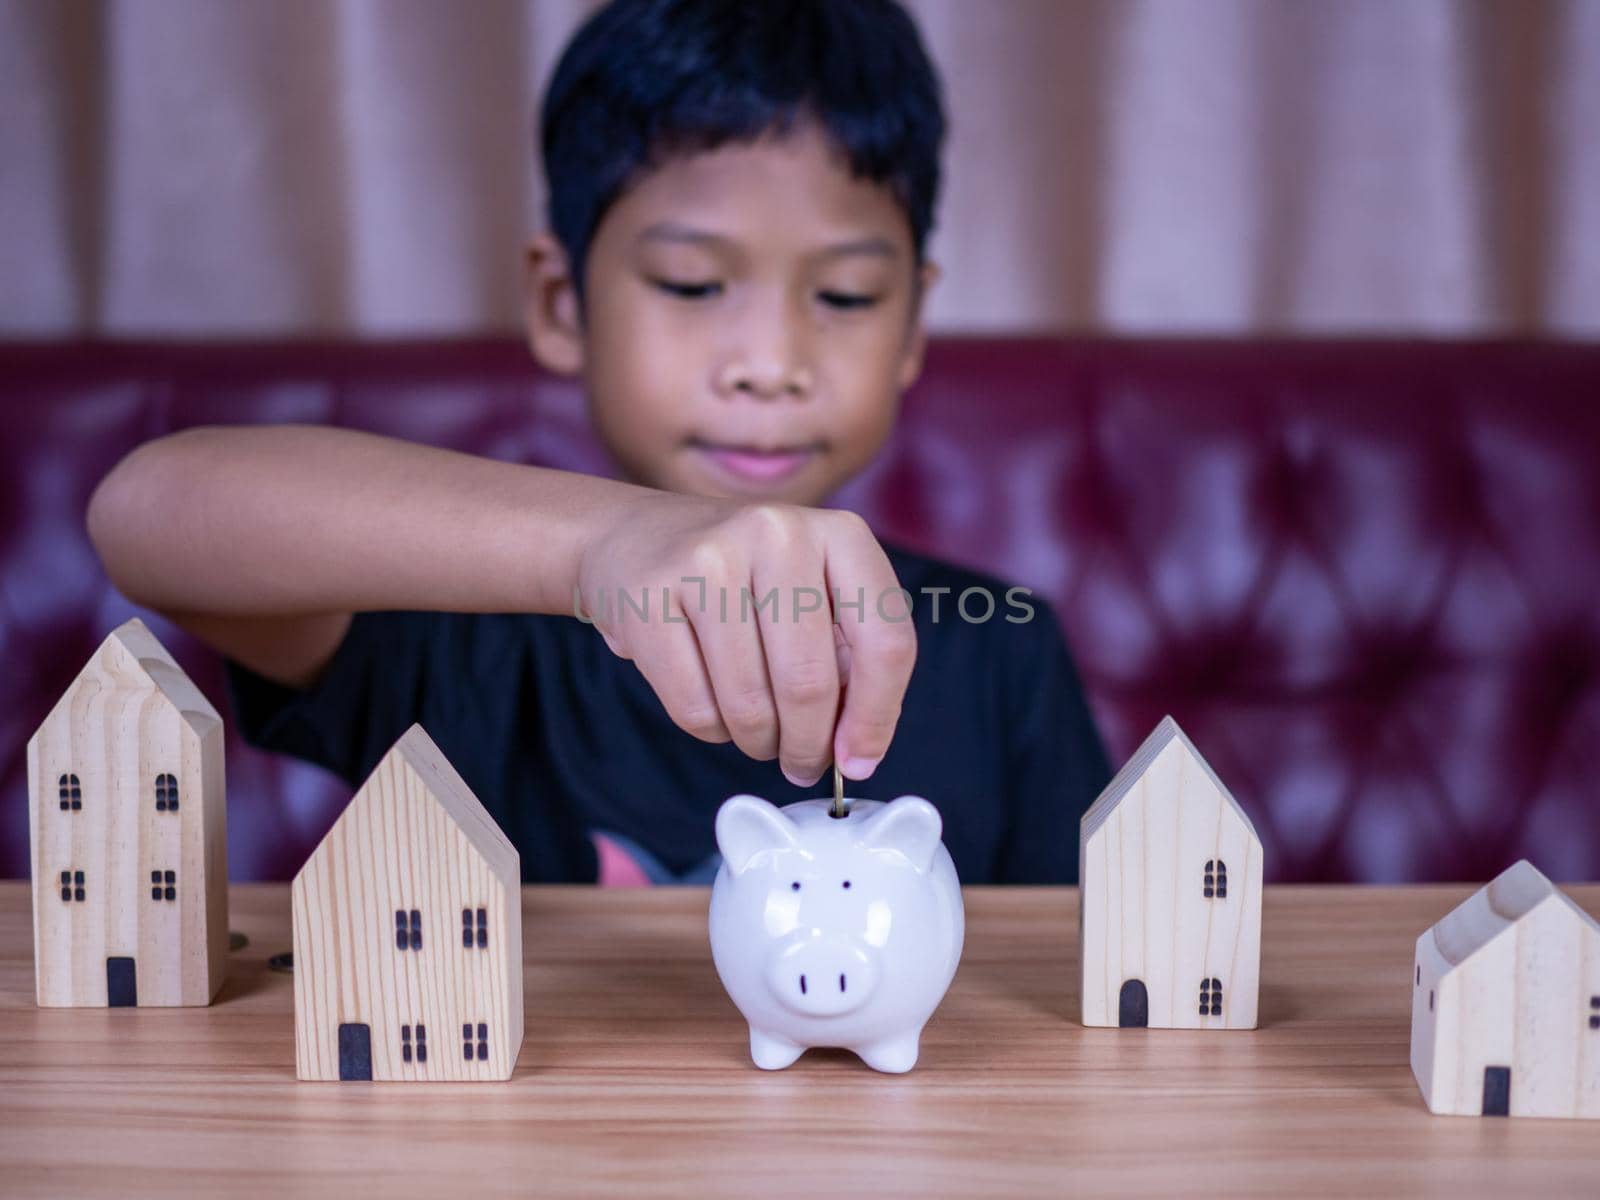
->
xmin=896 ymin=259 xmax=941 ymax=392
xmin=522 ymin=233 xmax=585 ymax=376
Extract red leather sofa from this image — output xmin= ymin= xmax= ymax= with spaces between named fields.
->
xmin=4 ymin=338 xmax=1598 ymax=883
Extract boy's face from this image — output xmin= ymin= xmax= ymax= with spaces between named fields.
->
xmin=524 ymin=121 xmax=937 ymax=508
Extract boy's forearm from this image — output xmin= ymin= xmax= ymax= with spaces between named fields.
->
xmin=87 ymin=425 xmax=657 ymax=619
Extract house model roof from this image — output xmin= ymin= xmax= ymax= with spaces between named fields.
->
xmin=1081 ymin=715 xmax=1259 ymax=845
xmin=1427 ymin=859 xmax=1600 ymax=969
xmin=296 ymin=723 xmax=518 ymax=888
xmin=36 ymin=617 xmax=220 ymax=739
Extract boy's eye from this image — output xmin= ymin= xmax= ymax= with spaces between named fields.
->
xmin=817 ymin=290 xmax=880 ymax=311
xmin=652 ymin=278 xmax=723 ymax=301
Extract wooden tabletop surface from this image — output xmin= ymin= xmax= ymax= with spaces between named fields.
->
xmin=1 ymin=881 xmax=1596 ymax=1199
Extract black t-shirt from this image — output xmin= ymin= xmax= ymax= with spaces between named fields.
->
xmin=225 ymin=540 xmax=1110 ymax=884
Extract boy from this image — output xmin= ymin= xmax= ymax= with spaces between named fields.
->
xmin=87 ymin=0 xmax=1108 ymax=885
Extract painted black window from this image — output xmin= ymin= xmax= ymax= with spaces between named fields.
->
xmin=462 ymin=907 xmax=488 ymax=948
xmin=395 ymin=909 xmax=422 ymax=951
xmin=1204 ymin=859 xmax=1228 ymax=899
xmin=1590 ymin=995 xmax=1599 ymax=1030
xmin=154 ymin=773 xmax=179 ymax=812
xmin=58 ymin=774 xmax=82 ymax=811
xmin=59 ymin=869 xmax=85 ymax=902
xmin=463 ymin=1022 xmax=488 ymax=1061
xmin=401 ymin=1023 xmax=428 ymax=1064
xmin=1199 ymin=977 xmax=1223 ymax=1017
xmin=150 ymin=869 xmax=176 ymax=902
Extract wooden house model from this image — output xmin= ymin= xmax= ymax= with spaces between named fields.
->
xmin=293 ymin=723 xmax=523 ymax=1081
xmin=1411 ymin=859 xmax=1599 ymax=1119
xmin=27 ymin=617 xmax=228 ymax=1007
xmin=1079 ymin=716 xmax=1263 ymax=1029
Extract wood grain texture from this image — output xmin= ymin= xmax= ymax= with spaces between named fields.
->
xmin=25 ymin=618 xmax=227 ymax=1007
xmin=1080 ymin=717 xmax=1263 ymax=1028
xmin=292 ymin=724 xmax=522 ymax=1081
xmin=2 ymin=883 xmax=1598 ymax=1199
xmin=1411 ymin=860 xmax=1600 ymax=1119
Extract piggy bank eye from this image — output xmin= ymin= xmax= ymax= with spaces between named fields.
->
xmin=842 ymin=880 xmax=852 ymax=889
xmin=790 ymin=881 xmax=801 ymax=891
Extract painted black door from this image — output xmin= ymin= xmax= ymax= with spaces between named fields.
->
xmin=1119 ymin=979 xmax=1149 ymax=1027
xmin=106 ymin=956 xmax=136 ymax=1007
xmin=1482 ymin=1066 xmax=1511 ymax=1116
xmin=338 ymin=1023 xmax=373 ymax=1081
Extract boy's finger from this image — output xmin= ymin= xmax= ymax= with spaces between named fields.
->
xmin=825 ymin=529 xmax=916 ymax=778
xmin=752 ymin=549 xmax=838 ymax=788
xmin=625 ymin=600 xmax=729 ymax=745
xmin=687 ymin=582 xmax=779 ymax=764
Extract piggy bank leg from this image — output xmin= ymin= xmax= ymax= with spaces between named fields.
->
xmin=750 ymin=1028 xmax=806 ymax=1070
xmin=856 ymin=1029 xmax=922 ymax=1074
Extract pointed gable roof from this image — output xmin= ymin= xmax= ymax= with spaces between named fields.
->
xmin=1428 ymin=859 xmax=1600 ymax=970
xmin=1081 ymin=715 xmax=1259 ymax=845
xmin=298 ymin=723 xmax=518 ymax=888
xmin=36 ymin=616 xmax=220 ymax=739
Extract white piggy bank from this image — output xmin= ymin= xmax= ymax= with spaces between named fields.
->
xmin=708 ymin=793 xmax=965 ymax=1073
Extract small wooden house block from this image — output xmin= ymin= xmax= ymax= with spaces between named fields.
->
xmin=1411 ymin=859 xmax=1600 ymax=1119
xmin=27 ymin=617 xmax=228 ymax=1007
xmin=293 ymin=723 xmax=523 ymax=1081
xmin=1079 ymin=716 xmax=1263 ymax=1029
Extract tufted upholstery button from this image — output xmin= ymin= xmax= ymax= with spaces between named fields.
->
xmin=3 ymin=339 xmax=1599 ymax=883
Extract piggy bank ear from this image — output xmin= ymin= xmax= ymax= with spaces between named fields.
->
xmin=715 ymin=794 xmax=800 ymax=875
xmin=860 ymin=795 xmax=944 ymax=873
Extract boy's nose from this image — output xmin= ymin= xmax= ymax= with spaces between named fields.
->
xmin=715 ymin=358 xmax=813 ymax=400
xmin=715 ymin=297 xmax=814 ymax=400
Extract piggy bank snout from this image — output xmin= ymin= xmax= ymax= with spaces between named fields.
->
xmin=764 ymin=936 xmax=878 ymax=1018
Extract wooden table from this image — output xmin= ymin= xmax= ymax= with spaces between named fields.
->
xmin=1 ymin=882 xmax=1596 ymax=1199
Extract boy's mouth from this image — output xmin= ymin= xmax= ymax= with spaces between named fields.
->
xmin=689 ymin=439 xmax=822 ymax=486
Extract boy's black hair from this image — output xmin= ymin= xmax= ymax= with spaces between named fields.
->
xmin=540 ymin=0 xmax=946 ymax=295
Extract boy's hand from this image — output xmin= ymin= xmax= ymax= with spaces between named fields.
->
xmin=577 ymin=497 xmax=915 ymax=787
